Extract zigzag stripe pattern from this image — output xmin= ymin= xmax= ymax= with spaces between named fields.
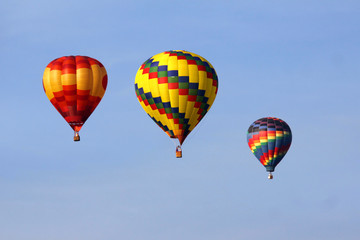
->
xmin=135 ymin=50 xmax=218 ymax=144
xmin=247 ymin=117 xmax=292 ymax=172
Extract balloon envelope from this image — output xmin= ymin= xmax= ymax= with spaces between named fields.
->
xmin=135 ymin=50 xmax=218 ymax=147
xmin=247 ymin=117 xmax=292 ymax=172
xmin=43 ymin=56 xmax=107 ymax=138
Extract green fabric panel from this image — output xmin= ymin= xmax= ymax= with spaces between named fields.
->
xmin=189 ymin=89 xmax=198 ymax=95
xmin=168 ymin=76 xmax=178 ymax=83
xmin=147 ymin=98 xmax=155 ymax=105
xmin=156 ymin=103 xmax=164 ymax=109
xmin=179 ymin=82 xmax=189 ymax=89
xmin=149 ymin=66 xmax=158 ymax=73
xmin=158 ymin=71 xmax=168 ymax=78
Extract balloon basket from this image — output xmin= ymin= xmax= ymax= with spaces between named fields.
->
xmin=74 ymin=131 xmax=80 ymax=141
xmin=268 ymin=172 xmax=273 ymax=179
xmin=176 ymin=146 xmax=182 ymax=158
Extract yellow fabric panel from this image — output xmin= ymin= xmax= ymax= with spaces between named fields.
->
xmin=204 ymin=77 xmax=212 ymax=98
xmin=188 ymin=64 xmax=199 ymax=83
xmin=90 ymin=64 xmax=106 ymax=98
xmin=135 ymin=69 xmax=146 ymax=90
xmin=167 ymin=55 xmax=178 ymax=71
xmin=61 ymin=73 xmax=76 ymax=86
xmin=76 ymin=68 xmax=92 ymax=91
xmin=198 ymin=69 xmax=207 ymax=90
xmin=134 ymin=67 xmax=143 ymax=85
xmin=158 ymin=83 xmax=170 ymax=102
xmin=169 ymin=89 xmax=179 ymax=108
xmin=178 ymin=59 xmax=188 ymax=76
xmin=158 ymin=52 xmax=170 ymax=66
xmin=159 ymin=113 xmax=171 ymax=130
xmin=149 ymin=78 xmax=160 ymax=98
xmin=185 ymin=101 xmax=195 ymax=119
xmin=43 ymin=67 xmax=54 ymax=100
xmin=173 ymin=129 xmax=183 ymax=136
xmin=152 ymin=52 xmax=163 ymax=62
xmin=179 ymin=95 xmax=187 ymax=114
xmin=188 ymin=111 xmax=201 ymax=130
xmin=49 ymin=69 xmax=63 ymax=92
xmin=138 ymin=74 xmax=152 ymax=116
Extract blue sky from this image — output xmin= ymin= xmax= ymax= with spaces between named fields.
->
xmin=1 ymin=0 xmax=359 ymax=239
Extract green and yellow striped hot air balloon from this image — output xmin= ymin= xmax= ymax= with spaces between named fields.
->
xmin=135 ymin=50 xmax=218 ymax=158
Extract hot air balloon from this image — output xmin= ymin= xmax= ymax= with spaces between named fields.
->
xmin=247 ymin=117 xmax=292 ymax=179
xmin=135 ymin=50 xmax=218 ymax=158
xmin=43 ymin=56 xmax=107 ymax=141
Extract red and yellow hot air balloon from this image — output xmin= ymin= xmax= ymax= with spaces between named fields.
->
xmin=43 ymin=55 xmax=107 ymax=141
xmin=135 ymin=50 xmax=218 ymax=157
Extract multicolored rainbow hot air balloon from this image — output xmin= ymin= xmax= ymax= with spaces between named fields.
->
xmin=43 ymin=55 xmax=108 ymax=141
xmin=247 ymin=117 xmax=292 ymax=179
xmin=135 ymin=50 xmax=218 ymax=158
